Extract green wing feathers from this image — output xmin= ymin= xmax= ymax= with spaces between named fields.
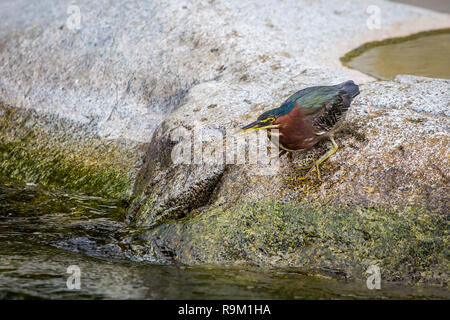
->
xmin=284 ymin=80 xmax=360 ymax=134
xmin=286 ymin=80 xmax=359 ymax=115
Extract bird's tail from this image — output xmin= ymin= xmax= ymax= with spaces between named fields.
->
xmin=339 ymin=80 xmax=360 ymax=99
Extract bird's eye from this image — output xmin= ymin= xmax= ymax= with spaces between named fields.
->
xmin=267 ymin=117 xmax=275 ymax=122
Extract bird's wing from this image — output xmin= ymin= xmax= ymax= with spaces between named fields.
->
xmin=283 ymin=86 xmax=352 ymax=135
xmin=310 ymin=94 xmax=350 ymax=135
xmin=281 ymin=86 xmax=337 ymax=114
xmin=282 ymin=80 xmax=358 ymax=114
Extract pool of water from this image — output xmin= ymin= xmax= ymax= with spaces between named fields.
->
xmin=0 ymin=178 xmax=448 ymax=299
xmin=344 ymin=31 xmax=450 ymax=80
xmin=391 ymin=0 xmax=450 ymax=13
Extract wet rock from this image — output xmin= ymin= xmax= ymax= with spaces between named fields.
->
xmin=0 ymin=103 xmax=140 ymax=199
xmin=142 ymin=201 xmax=448 ymax=285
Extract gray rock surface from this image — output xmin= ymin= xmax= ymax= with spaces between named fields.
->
xmin=131 ymin=74 xmax=449 ymax=226
xmin=1 ymin=0 xmax=449 ymax=142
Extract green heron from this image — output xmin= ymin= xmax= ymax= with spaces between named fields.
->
xmin=240 ymin=80 xmax=360 ymax=181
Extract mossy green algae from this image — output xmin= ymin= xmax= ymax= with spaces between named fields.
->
xmin=0 ymin=104 xmax=140 ymax=200
xmin=145 ymin=201 xmax=448 ymax=285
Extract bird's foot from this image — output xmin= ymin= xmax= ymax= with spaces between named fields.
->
xmin=296 ymin=136 xmax=338 ymax=182
xmin=297 ymin=161 xmax=322 ymax=182
xmin=294 ymin=163 xmax=314 ymax=170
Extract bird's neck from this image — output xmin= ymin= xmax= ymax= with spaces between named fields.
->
xmin=273 ymin=106 xmax=318 ymax=150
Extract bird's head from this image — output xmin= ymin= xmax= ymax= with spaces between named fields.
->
xmin=239 ymin=110 xmax=280 ymax=133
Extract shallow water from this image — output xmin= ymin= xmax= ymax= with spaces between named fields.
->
xmin=391 ymin=0 xmax=450 ymax=13
xmin=0 ymin=178 xmax=448 ymax=299
xmin=346 ymin=33 xmax=450 ymax=80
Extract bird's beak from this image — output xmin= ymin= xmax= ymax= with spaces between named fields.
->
xmin=238 ymin=121 xmax=279 ymax=133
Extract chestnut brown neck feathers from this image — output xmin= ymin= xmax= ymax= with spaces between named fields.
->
xmin=272 ymin=104 xmax=320 ymax=151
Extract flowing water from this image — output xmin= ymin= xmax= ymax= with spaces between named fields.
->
xmin=344 ymin=31 xmax=450 ymax=80
xmin=0 ymin=177 xmax=448 ymax=300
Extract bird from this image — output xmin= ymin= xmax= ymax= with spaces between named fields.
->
xmin=240 ymin=80 xmax=360 ymax=181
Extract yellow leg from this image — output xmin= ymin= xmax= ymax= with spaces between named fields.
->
xmin=295 ymin=163 xmax=314 ymax=170
xmin=297 ymin=137 xmax=338 ymax=182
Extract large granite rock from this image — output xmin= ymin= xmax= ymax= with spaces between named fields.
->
xmin=132 ymin=75 xmax=449 ymax=221
xmin=129 ymin=75 xmax=449 ymax=284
